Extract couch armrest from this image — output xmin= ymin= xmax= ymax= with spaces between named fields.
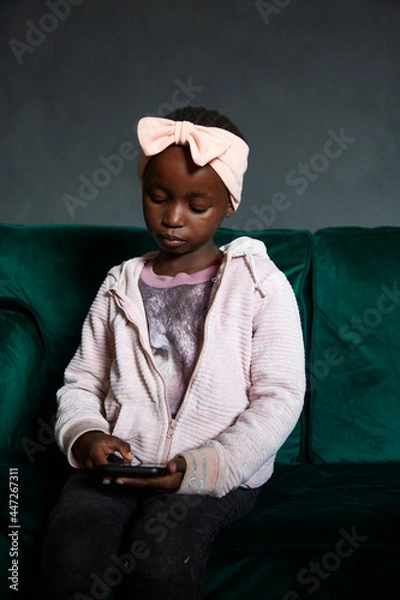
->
xmin=0 ymin=308 xmax=48 ymax=462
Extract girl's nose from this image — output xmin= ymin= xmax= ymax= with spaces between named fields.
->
xmin=162 ymin=201 xmax=185 ymax=227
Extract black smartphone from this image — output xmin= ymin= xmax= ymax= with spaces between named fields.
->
xmin=96 ymin=454 xmax=167 ymax=477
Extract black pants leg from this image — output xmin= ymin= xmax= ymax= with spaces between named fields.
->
xmin=38 ymin=471 xmax=260 ymax=600
xmin=119 ymin=485 xmax=260 ymax=599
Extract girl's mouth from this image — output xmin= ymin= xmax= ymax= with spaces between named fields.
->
xmin=158 ymin=233 xmax=186 ymax=247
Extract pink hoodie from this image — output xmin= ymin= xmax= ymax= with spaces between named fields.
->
xmin=55 ymin=237 xmax=306 ymax=498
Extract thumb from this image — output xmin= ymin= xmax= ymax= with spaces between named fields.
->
xmin=114 ymin=440 xmax=133 ymax=462
xmin=168 ymin=455 xmax=186 ymax=474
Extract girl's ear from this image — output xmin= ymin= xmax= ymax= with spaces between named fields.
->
xmin=225 ymin=202 xmax=235 ymax=218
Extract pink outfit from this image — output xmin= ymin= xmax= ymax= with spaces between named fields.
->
xmin=137 ymin=117 xmax=249 ymax=210
xmin=55 ymin=237 xmax=306 ymax=498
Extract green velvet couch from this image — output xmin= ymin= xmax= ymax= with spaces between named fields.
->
xmin=0 ymin=223 xmax=399 ymax=600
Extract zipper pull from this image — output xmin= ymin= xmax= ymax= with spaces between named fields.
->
xmin=161 ymin=419 xmax=176 ymax=464
xmin=167 ymin=419 xmax=176 ymax=438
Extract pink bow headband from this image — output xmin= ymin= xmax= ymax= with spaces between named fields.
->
xmin=137 ymin=117 xmax=249 ymax=210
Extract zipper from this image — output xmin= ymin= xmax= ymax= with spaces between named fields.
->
xmin=111 ymin=259 xmax=225 ymax=465
xmin=111 ymin=287 xmax=171 ymax=457
xmin=132 ymin=331 xmax=175 ymax=464
xmin=159 ymin=260 xmax=225 ymax=462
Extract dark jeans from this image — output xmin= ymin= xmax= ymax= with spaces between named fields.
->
xmin=38 ymin=471 xmax=260 ymax=600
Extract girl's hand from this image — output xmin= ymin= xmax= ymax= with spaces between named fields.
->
xmin=72 ymin=431 xmax=133 ymax=468
xmin=107 ymin=455 xmax=187 ymax=493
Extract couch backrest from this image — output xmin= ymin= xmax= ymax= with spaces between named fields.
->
xmin=0 ymin=224 xmax=312 ymax=465
xmin=308 ymin=227 xmax=400 ymax=462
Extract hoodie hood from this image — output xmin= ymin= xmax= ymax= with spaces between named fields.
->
xmin=220 ymin=235 xmax=267 ymax=258
xmin=220 ymin=236 xmax=268 ymax=297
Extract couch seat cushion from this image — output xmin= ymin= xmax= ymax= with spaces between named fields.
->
xmin=204 ymin=462 xmax=400 ymax=599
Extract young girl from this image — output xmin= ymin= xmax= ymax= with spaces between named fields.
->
xmin=39 ymin=107 xmax=305 ymax=599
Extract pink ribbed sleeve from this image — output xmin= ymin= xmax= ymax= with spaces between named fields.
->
xmin=177 ymin=269 xmax=305 ymax=497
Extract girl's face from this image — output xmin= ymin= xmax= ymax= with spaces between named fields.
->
xmin=142 ymin=144 xmax=234 ymax=273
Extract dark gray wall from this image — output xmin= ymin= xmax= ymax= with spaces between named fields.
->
xmin=1 ymin=0 xmax=400 ymax=232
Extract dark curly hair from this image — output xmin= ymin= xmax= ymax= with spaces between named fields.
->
xmin=164 ymin=106 xmax=246 ymax=142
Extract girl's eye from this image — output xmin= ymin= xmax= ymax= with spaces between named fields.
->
xmin=150 ymin=195 xmax=167 ymax=203
xmin=190 ymin=206 xmax=208 ymax=214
